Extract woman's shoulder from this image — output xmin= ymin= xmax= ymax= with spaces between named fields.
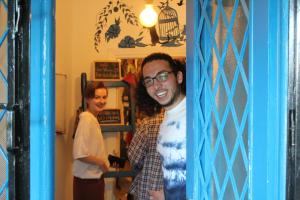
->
xmin=79 ymin=111 xmax=90 ymax=118
xmin=79 ymin=111 xmax=98 ymax=123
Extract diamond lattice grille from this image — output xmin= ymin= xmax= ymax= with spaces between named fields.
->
xmin=196 ymin=0 xmax=250 ymax=199
xmin=0 ymin=0 xmax=9 ymax=199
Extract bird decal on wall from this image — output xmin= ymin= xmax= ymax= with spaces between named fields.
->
xmin=94 ymin=0 xmax=139 ymax=52
xmin=177 ymin=0 xmax=184 ymax=6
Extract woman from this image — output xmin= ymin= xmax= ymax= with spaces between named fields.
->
xmin=73 ymin=81 xmax=109 ymax=200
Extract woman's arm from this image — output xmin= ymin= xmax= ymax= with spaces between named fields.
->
xmin=78 ymin=155 xmax=109 ymax=172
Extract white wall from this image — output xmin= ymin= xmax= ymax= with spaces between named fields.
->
xmin=55 ymin=1 xmax=186 ymax=199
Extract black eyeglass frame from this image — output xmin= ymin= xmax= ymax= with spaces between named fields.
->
xmin=142 ymin=71 xmax=174 ymax=87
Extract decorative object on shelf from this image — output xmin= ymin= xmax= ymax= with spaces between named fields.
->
xmin=93 ymin=61 xmax=120 ymax=80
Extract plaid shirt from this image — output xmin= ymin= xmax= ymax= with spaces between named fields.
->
xmin=128 ymin=112 xmax=164 ymax=200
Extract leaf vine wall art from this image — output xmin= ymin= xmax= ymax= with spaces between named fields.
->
xmin=94 ymin=0 xmax=186 ymax=53
xmin=94 ymin=0 xmax=140 ymax=52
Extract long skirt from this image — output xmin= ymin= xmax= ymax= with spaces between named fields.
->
xmin=73 ymin=176 xmax=105 ymax=200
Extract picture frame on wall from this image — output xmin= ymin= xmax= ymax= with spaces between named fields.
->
xmin=93 ymin=61 xmax=120 ymax=80
xmin=97 ymin=109 xmax=122 ymax=124
xmin=120 ymin=58 xmax=139 ymax=78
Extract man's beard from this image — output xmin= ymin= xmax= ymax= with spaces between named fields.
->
xmin=162 ymin=85 xmax=181 ymax=108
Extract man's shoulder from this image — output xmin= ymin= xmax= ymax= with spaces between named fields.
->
xmin=140 ymin=112 xmax=164 ymax=125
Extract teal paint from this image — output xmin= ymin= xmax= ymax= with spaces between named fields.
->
xmin=187 ymin=0 xmax=288 ymax=199
xmin=250 ymin=0 xmax=288 ymax=199
xmin=30 ymin=0 xmax=55 ymax=199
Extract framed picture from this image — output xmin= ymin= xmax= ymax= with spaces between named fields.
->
xmin=93 ymin=61 xmax=120 ymax=80
xmin=120 ymin=58 xmax=138 ymax=78
xmin=97 ymin=109 xmax=121 ymax=124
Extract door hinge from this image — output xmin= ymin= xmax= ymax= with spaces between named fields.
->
xmin=4 ymin=103 xmax=20 ymax=154
xmin=288 ymin=109 xmax=296 ymax=147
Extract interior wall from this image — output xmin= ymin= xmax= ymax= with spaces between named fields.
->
xmin=55 ymin=0 xmax=186 ymax=199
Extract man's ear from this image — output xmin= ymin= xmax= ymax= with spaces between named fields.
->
xmin=176 ymin=71 xmax=183 ymax=84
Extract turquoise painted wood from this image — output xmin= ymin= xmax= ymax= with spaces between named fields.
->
xmin=251 ymin=0 xmax=288 ymax=199
xmin=187 ymin=0 xmax=288 ymax=199
xmin=30 ymin=0 xmax=55 ymax=200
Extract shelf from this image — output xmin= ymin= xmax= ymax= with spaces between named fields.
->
xmin=103 ymin=170 xmax=136 ymax=178
xmin=101 ymin=125 xmax=134 ymax=132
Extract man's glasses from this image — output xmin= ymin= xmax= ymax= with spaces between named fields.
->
xmin=143 ymin=71 xmax=173 ymax=87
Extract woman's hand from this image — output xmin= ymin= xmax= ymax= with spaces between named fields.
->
xmin=99 ymin=160 xmax=109 ymax=173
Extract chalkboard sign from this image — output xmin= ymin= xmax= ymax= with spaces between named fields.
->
xmin=97 ymin=109 xmax=121 ymax=124
xmin=94 ymin=61 xmax=120 ymax=80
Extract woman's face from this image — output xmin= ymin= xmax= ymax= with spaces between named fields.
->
xmin=86 ymin=88 xmax=108 ymax=116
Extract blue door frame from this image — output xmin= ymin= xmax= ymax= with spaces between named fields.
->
xmin=28 ymin=0 xmax=288 ymax=199
xmin=30 ymin=0 xmax=55 ymax=200
xmin=186 ymin=0 xmax=288 ymax=199
xmin=251 ymin=0 xmax=288 ymax=199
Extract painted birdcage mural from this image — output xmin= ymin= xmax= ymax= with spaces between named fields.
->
xmin=158 ymin=4 xmax=180 ymax=41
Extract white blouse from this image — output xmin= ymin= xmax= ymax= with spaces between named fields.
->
xmin=73 ymin=111 xmax=109 ymax=179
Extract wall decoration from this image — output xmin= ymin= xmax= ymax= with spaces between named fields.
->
xmin=177 ymin=0 xmax=184 ymax=6
xmin=157 ymin=0 xmax=186 ymax=46
xmin=93 ymin=61 xmax=120 ymax=80
xmin=94 ymin=0 xmax=186 ymax=52
xmin=158 ymin=3 xmax=180 ymax=41
xmin=118 ymin=35 xmax=147 ymax=48
xmin=94 ymin=0 xmax=139 ymax=52
xmin=120 ymin=58 xmax=137 ymax=77
xmin=98 ymin=109 xmax=121 ymax=124
xmin=105 ymin=18 xmax=121 ymax=42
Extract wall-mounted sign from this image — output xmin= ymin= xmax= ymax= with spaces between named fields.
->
xmin=97 ymin=109 xmax=121 ymax=124
xmin=94 ymin=61 xmax=120 ymax=80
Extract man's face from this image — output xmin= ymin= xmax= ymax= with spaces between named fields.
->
xmin=142 ymin=59 xmax=183 ymax=110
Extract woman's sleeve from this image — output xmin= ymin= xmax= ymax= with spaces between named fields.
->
xmin=73 ymin=118 xmax=90 ymax=159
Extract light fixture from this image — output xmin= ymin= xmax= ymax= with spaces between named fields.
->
xmin=139 ymin=1 xmax=158 ymax=27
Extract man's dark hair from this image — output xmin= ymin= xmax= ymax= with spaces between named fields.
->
xmin=141 ymin=53 xmax=182 ymax=78
xmin=136 ymin=53 xmax=186 ymax=116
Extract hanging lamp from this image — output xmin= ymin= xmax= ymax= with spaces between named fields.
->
xmin=139 ymin=0 xmax=158 ymax=27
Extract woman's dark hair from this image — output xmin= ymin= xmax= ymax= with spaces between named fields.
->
xmin=136 ymin=53 xmax=186 ymax=116
xmin=84 ymin=81 xmax=107 ymax=99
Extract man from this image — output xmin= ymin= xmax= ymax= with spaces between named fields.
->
xmin=136 ymin=53 xmax=186 ymax=200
